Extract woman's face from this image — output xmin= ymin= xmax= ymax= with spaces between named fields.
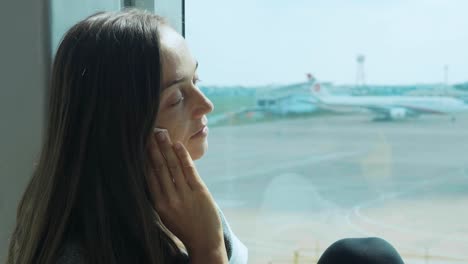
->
xmin=155 ymin=25 xmax=214 ymax=160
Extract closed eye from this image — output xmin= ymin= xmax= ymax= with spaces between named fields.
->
xmin=171 ymin=96 xmax=185 ymax=106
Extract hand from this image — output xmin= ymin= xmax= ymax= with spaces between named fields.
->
xmin=147 ymin=128 xmax=228 ymax=262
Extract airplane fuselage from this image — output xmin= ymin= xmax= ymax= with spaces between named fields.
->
xmin=320 ymin=95 xmax=468 ymax=115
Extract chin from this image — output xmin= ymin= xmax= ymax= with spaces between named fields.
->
xmin=188 ymin=140 xmax=208 ymax=161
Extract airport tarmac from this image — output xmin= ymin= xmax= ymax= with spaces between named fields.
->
xmin=196 ymin=113 xmax=468 ymax=263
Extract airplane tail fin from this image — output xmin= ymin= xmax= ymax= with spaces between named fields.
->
xmin=310 ymin=82 xmax=330 ymax=101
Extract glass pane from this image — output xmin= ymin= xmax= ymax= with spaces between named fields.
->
xmin=186 ymin=1 xmax=468 ymax=263
xmin=51 ymin=0 xmax=121 ymax=53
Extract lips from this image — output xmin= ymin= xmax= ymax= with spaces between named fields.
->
xmin=191 ymin=125 xmax=206 ymax=138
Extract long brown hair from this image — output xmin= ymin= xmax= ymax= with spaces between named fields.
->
xmin=7 ymin=9 xmax=182 ymax=264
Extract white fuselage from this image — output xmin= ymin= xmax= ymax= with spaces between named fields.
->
xmin=319 ymin=95 xmax=468 ymax=114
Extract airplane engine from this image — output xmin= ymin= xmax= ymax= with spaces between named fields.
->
xmin=389 ymin=108 xmax=407 ymax=119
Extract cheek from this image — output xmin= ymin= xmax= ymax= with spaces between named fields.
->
xmin=170 ymin=130 xmax=187 ymax=144
xmin=157 ymin=119 xmax=190 ymax=143
xmin=156 ymin=107 xmax=192 ymax=143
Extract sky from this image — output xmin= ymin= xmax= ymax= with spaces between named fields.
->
xmin=185 ymin=0 xmax=468 ymax=86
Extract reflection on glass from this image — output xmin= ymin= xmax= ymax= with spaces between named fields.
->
xmin=187 ymin=1 xmax=468 ymax=263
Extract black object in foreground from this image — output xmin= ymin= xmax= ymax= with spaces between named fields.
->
xmin=317 ymin=237 xmax=405 ymax=264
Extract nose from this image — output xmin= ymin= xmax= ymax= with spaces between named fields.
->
xmin=192 ymin=89 xmax=214 ymax=119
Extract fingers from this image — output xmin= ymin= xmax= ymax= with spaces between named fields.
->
xmin=154 ymin=129 xmax=190 ymax=193
xmin=146 ymin=140 xmax=162 ymax=203
xmin=150 ymin=130 xmax=177 ymax=198
xmin=173 ymin=141 xmax=206 ymax=191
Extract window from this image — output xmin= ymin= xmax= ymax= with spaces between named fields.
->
xmin=51 ymin=0 xmax=122 ymax=53
xmin=186 ymin=1 xmax=468 ymax=263
xmin=51 ymin=0 xmax=183 ymax=52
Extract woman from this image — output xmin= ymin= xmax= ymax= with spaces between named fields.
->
xmin=7 ymin=9 xmax=404 ymax=264
xmin=7 ymin=9 xmax=245 ymax=264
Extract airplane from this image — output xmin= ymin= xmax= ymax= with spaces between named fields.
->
xmin=306 ymin=81 xmax=468 ymax=121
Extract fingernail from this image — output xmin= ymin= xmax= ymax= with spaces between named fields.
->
xmin=154 ymin=127 xmax=167 ymax=142
xmin=153 ymin=127 xmax=167 ymax=133
xmin=157 ymin=131 xmax=165 ymax=141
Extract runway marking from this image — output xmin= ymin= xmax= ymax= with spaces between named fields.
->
xmin=206 ymin=116 xmax=468 ymax=262
xmin=344 ymin=171 xmax=468 ymax=259
xmin=351 ymin=174 xmax=468 ymax=241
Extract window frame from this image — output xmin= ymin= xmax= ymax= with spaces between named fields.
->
xmin=126 ymin=0 xmax=184 ymax=35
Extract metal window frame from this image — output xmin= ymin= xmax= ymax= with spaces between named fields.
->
xmin=50 ymin=0 xmax=184 ymax=56
xmin=123 ymin=0 xmax=184 ymax=35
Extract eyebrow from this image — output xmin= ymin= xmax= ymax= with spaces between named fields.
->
xmin=165 ymin=61 xmax=199 ymax=89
